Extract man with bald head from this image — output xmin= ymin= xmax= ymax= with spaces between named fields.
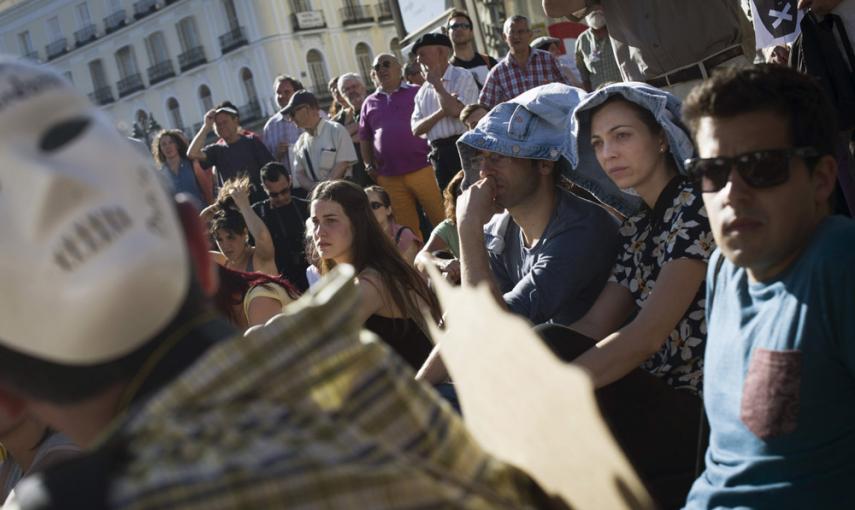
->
xmin=360 ymin=53 xmax=445 ymax=236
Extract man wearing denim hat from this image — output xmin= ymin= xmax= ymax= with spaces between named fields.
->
xmin=456 ymin=83 xmax=620 ymax=326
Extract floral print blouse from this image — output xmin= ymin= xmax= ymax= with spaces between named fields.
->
xmin=610 ymin=177 xmax=715 ymax=394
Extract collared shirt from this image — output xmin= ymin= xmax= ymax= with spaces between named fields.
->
xmin=263 ymin=110 xmax=330 ymax=168
xmin=411 ymin=64 xmax=479 ymax=142
xmin=292 ymin=118 xmax=357 ymax=188
xmin=479 ymin=49 xmax=567 ymax=109
xmin=23 ymin=272 xmax=547 ymax=509
xmin=574 ymin=28 xmax=623 ymax=90
xmin=598 ymin=0 xmax=743 ymax=81
xmin=359 ymin=83 xmax=431 ymax=176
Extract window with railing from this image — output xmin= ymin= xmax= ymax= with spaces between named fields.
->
xmin=341 ymin=2 xmax=372 ymax=25
xmin=167 ymin=97 xmax=184 ymax=129
xmin=355 ymin=43 xmax=373 ymax=85
xmin=88 ymin=59 xmax=114 ymax=105
xmin=307 ymin=50 xmax=331 ymax=101
xmin=115 ymin=45 xmax=145 ymax=97
xmin=134 ymin=0 xmax=159 ymax=19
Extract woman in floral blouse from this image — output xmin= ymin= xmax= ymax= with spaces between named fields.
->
xmin=541 ymin=83 xmax=715 ymax=508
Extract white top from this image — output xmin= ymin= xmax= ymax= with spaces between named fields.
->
xmin=291 ymin=118 xmax=357 ymax=188
xmin=411 ymin=64 xmax=479 ymax=142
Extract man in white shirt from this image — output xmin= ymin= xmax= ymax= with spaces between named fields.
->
xmin=411 ymin=32 xmax=479 ymax=190
xmin=285 ymin=91 xmax=357 ymax=193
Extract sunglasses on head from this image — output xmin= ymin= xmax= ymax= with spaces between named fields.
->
xmin=685 ymin=147 xmax=819 ymax=193
xmin=448 ymin=22 xmax=472 ymax=30
xmin=373 ymin=60 xmax=394 ymax=71
xmin=369 ymin=201 xmax=386 ymax=210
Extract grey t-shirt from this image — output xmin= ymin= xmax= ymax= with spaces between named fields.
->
xmin=598 ymin=0 xmax=744 ymax=80
xmin=485 ymin=188 xmax=620 ymax=325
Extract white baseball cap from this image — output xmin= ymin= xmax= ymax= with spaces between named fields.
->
xmin=0 ymin=58 xmax=190 ymax=365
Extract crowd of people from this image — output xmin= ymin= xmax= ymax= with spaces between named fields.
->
xmin=0 ymin=0 xmax=853 ymax=508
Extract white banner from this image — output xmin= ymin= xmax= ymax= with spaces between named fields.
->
xmin=751 ymin=0 xmax=804 ymax=49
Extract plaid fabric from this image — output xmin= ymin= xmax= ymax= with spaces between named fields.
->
xmin=479 ymin=49 xmax=567 ymax=109
xmin=574 ymin=29 xmax=623 ymax=90
xmin=102 ymin=269 xmax=544 ymax=509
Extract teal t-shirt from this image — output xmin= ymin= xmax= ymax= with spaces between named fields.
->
xmin=432 ymin=219 xmax=460 ymax=260
xmin=686 ymin=215 xmax=855 ymax=509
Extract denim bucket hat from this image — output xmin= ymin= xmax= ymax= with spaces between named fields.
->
xmin=457 ymin=83 xmax=586 ymax=190
xmin=566 ymin=82 xmax=696 ymax=217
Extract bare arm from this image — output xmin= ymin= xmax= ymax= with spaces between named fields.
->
xmin=414 ymin=233 xmax=460 ymax=284
xmin=246 ymin=295 xmax=290 ymax=327
xmin=456 ymin=178 xmax=505 ymax=306
xmin=542 ymin=0 xmax=587 ymax=18
xmin=412 ymin=108 xmax=447 ymax=137
xmin=360 ymin=140 xmax=377 ymax=182
xmin=229 ymin=183 xmax=276 ymax=265
xmin=187 ymin=109 xmax=215 ymax=161
xmin=569 ymin=282 xmax=636 ymax=340
xmin=573 ymin=258 xmax=707 ymax=388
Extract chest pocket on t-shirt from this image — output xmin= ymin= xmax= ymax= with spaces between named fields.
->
xmin=319 ymin=148 xmax=336 ymax=170
xmin=740 ymin=348 xmax=802 ymax=439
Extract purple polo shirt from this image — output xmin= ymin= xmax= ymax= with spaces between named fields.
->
xmin=358 ymin=83 xmax=430 ymax=177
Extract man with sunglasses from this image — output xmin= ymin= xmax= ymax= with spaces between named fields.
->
xmin=681 ymin=65 xmax=855 ymax=508
xmin=252 ymin=162 xmax=309 ymax=291
xmin=359 ymin=54 xmax=445 ymax=236
xmin=446 ymin=10 xmax=498 ymax=90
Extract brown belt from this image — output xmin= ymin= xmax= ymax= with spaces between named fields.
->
xmin=646 ymin=46 xmax=744 ymax=88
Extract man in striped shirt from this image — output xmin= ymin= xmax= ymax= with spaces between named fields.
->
xmin=479 ymin=15 xmax=568 ymax=109
xmin=411 ymin=33 xmax=480 ymax=191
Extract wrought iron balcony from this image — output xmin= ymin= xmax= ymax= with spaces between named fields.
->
xmin=117 ymin=73 xmax=145 ymax=97
xmin=147 ymin=59 xmax=175 ymax=85
xmin=133 ymin=0 xmax=158 ymax=20
xmin=74 ymin=24 xmax=97 ymax=47
xmin=238 ymin=100 xmax=262 ymax=123
xmin=291 ymin=11 xmax=326 ymax=31
xmin=88 ymin=86 xmax=115 ymax=106
xmin=218 ymin=26 xmax=247 ymax=54
xmin=45 ymin=38 xmax=68 ymax=60
xmin=340 ymin=4 xmax=373 ymax=25
xmin=104 ymin=9 xmax=127 ymax=34
xmin=375 ymin=0 xmax=393 ymax=20
xmin=178 ymin=46 xmax=206 ymax=72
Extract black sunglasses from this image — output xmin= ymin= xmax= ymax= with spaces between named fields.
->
xmin=373 ymin=60 xmax=394 ymax=71
xmin=448 ymin=22 xmax=472 ymax=30
xmin=267 ymin=189 xmax=289 ymax=198
xmin=369 ymin=201 xmax=386 ymax=210
xmin=685 ymin=147 xmax=819 ymax=192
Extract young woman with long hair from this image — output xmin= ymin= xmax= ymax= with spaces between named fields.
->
xmin=310 ymin=180 xmax=441 ymax=370
xmin=364 ymin=185 xmax=423 ymax=265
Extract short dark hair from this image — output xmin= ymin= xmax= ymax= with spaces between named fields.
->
xmin=214 ymin=100 xmax=239 ymax=119
xmin=210 ymin=207 xmax=247 ymax=237
xmin=261 ymin=161 xmax=290 ymax=181
xmin=447 ymin=10 xmax=473 ymax=27
xmin=682 ymin=64 xmax=837 ymax=158
xmin=274 ymin=75 xmax=304 ymax=92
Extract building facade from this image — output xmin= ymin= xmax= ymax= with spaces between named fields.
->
xmin=0 ymin=0 xmax=401 ymax=140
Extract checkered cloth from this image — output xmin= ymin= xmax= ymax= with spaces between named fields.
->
xmin=479 ymin=49 xmax=568 ymax=109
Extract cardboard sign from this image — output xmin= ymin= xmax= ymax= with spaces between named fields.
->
xmin=426 ymin=268 xmax=654 ymax=509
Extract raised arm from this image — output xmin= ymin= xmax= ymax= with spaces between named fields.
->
xmin=187 ymin=109 xmax=215 ymax=161
xmin=573 ymin=258 xmax=707 ymax=388
xmin=229 ymin=181 xmax=276 ymax=266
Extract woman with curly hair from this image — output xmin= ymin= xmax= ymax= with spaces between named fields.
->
xmin=151 ymin=129 xmax=212 ymax=205
xmin=310 ymin=180 xmax=441 ymax=370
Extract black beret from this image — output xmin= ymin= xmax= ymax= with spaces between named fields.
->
xmin=412 ymin=32 xmax=453 ymax=54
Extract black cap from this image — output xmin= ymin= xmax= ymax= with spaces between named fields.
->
xmin=411 ymin=32 xmax=453 ymax=54
xmin=282 ymin=90 xmax=319 ymax=115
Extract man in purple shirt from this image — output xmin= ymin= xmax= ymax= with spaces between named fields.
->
xmin=359 ymin=53 xmax=445 ymax=236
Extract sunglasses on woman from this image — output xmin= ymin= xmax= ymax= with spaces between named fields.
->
xmin=684 ymin=147 xmax=819 ymax=193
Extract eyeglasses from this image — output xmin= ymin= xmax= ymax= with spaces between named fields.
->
xmin=373 ymin=60 xmax=395 ymax=71
xmin=369 ymin=201 xmax=386 ymax=210
xmin=267 ymin=189 xmax=289 ymax=198
xmin=685 ymin=147 xmax=819 ymax=192
xmin=448 ymin=22 xmax=472 ymax=30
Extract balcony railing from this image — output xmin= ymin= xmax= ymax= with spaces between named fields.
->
xmin=117 ymin=73 xmax=145 ymax=97
xmin=45 ymin=38 xmax=68 ymax=60
xmin=238 ymin=100 xmax=262 ymax=123
xmin=178 ymin=46 xmax=206 ymax=72
xmin=147 ymin=59 xmax=175 ymax=85
xmin=133 ymin=0 xmax=159 ymax=19
xmin=88 ymin=86 xmax=115 ymax=106
xmin=104 ymin=9 xmax=127 ymax=34
xmin=74 ymin=24 xmax=97 ymax=47
xmin=291 ymin=11 xmax=326 ymax=31
xmin=375 ymin=0 xmax=392 ymax=20
xmin=340 ymin=4 xmax=373 ymax=25
xmin=218 ymin=26 xmax=247 ymax=54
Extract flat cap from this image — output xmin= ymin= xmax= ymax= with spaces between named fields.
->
xmin=412 ymin=32 xmax=453 ymax=54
